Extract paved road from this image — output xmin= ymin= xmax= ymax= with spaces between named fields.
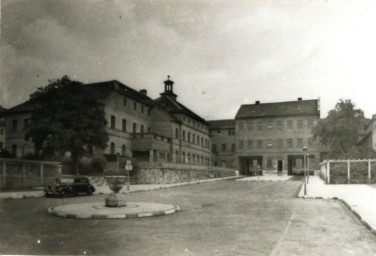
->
xmin=1 ymin=179 xmax=376 ymax=255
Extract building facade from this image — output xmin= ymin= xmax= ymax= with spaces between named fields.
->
xmin=0 ymin=77 xmax=212 ymax=166
xmin=358 ymin=114 xmax=376 ymax=157
xmin=208 ymin=119 xmax=236 ymax=168
xmin=235 ymin=98 xmax=321 ymax=175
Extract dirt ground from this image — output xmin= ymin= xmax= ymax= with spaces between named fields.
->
xmin=1 ymin=179 xmax=376 ymax=255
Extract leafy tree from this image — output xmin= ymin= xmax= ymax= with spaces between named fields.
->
xmin=25 ymin=75 xmax=108 ymax=174
xmin=312 ymin=99 xmax=367 ymax=159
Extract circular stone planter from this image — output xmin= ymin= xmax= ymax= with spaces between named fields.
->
xmin=48 ymin=202 xmax=180 ymax=219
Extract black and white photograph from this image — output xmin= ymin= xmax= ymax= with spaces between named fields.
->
xmin=1 ymin=0 xmax=376 ymax=255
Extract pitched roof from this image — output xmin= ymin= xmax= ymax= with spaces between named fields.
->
xmin=207 ymin=119 xmax=235 ymax=129
xmin=86 ymin=80 xmax=156 ymax=107
xmin=1 ymin=101 xmax=33 ymax=116
xmin=235 ymin=99 xmax=320 ymax=119
xmin=155 ymin=95 xmax=208 ymax=125
xmin=2 ymin=80 xmax=157 ymax=116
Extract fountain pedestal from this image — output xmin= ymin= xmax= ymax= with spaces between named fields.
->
xmin=105 ymin=176 xmax=127 ymax=207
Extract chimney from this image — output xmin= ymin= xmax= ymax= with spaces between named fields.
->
xmin=255 ymin=101 xmax=260 ymax=105
xmin=140 ymin=89 xmax=147 ymax=96
xmin=298 ymin=97 xmax=302 ymax=101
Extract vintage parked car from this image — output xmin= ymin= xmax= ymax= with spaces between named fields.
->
xmin=44 ymin=176 xmax=95 ymax=197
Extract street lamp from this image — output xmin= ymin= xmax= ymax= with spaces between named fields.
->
xmin=302 ymin=146 xmax=307 ymax=195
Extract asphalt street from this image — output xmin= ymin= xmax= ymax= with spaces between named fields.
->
xmin=1 ymin=179 xmax=376 ymax=255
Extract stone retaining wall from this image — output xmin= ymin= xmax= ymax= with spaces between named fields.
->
xmin=135 ymin=162 xmax=236 ymax=184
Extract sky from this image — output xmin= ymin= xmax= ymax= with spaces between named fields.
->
xmin=1 ymin=0 xmax=376 ymax=120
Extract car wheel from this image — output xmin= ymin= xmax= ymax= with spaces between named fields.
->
xmin=60 ymin=189 xmax=67 ymax=198
xmin=87 ymin=187 xmax=94 ymax=195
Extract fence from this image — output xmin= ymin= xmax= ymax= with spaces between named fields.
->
xmin=0 ymin=158 xmax=63 ymax=190
xmin=319 ymin=159 xmax=376 ymax=184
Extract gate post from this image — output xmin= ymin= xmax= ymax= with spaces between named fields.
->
xmin=40 ymin=164 xmax=44 ymax=186
xmin=347 ymin=160 xmax=351 ymax=184
xmin=368 ymin=160 xmax=371 ymax=184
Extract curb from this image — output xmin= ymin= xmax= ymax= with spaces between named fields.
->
xmin=47 ymin=204 xmax=180 ymax=219
xmin=299 ymin=188 xmax=376 ymax=237
xmin=1 ymin=176 xmax=239 ymax=200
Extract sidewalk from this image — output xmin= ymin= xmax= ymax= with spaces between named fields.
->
xmin=236 ymin=173 xmax=292 ymax=182
xmin=299 ymin=175 xmax=376 ymax=236
xmin=0 ymin=176 xmax=239 ymax=200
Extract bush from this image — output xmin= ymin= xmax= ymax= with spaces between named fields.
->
xmin=89 ymin=156 xmax=107 ymax=174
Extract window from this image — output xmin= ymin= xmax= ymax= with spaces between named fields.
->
xmin=231 ymin=143 xmax=235 ymax=152
xmin=133 ymin=101 xmax=137 ymax=111
xmin=197 ymin=135 xmax=199 ymax=144
xmin=221 ymin=144 xmax=226 ymax=152
xmin=201 ymin=137 xmax=204 ymax=146
xmin=12 ymin=144 xmax=17 ymax=157
xmin=110 ymin=142 xmax=115 ymax=154
xmin=122 ymin=119 xmax=127 ymax=132
xmin=266 ymin=139 xmax=273 ymax=148
xmin=212 ymin=144 xmax=217 ymax=152
xmin=123 ymin=97 xmax=127 ymax=106
xmin=228 ymin=130 xmax=235 ymax=135
xmin=175 ymin=128 xmax=179 ymax=139
xmin=182 ymin=130 xmax=186 ymax=140
xmin=193 ymin=134 xmax=196 ymax=143
xmin=111 ymin=116 xmax=116 ymax=129
xmin=0 ymin=142 xmax=3 ymax=150
xmin=277 ymin=121 xmax=283 ymax=130
xmin=12 ymin=119 xmax=17 ymax=131
xmin=257 ymin=121 xmax=263 ymax=131
xmin=23 ymin=119 xmax=29 ymax=130
xmin=247 ymin=140 xmax=253 ymax=150
xmin=148 ymin=127 xmax=151 ymax=133
xmin=277 ymin=139 xmax=283 ymax=149
xmin=266 ymin=122 xmax=273 ymax=130
xmin=182 ymin=152 xmax=186 ymax=163
xmin=238 ymin=140 xmax=243 ymax=149
xmin=188 ymin=132 xmax=191 ymax=142
xmin=297 ymin=138 xmax=303 ymax=147
xmin=140 ymin=125 xmax=144 ymax=134
xmin=122 ymin=145 xmax=126 ymax=155
xmin=287 ymin=120 xmax=293 ymax=129
xmin=247 ymin=120 xmax=253 ymax=131
xmin=257 ymin=140 xmax=263 ymax=149
xmin=238 ymin=121 xmax=243 ymax=131
xmin=287 ymin=139 xmax=293 ymax=148
xmin=133 ymin=122 xmax=137 ymax=134
xmin=217 ymin=130 xmax=221 ymax=133
xmin=308 ymin=120 xmax=314 ymax=128
xmin=297 ymin=120 xmax=304 ymax=130
xmin=267 ymin=160 xmax=273 ymax=168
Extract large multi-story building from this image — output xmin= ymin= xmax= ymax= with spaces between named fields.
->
xmin=208 ymin=98 xmax=322 ymax=175
xmin=235 ymin=98 xmax=321 ymax=175
xmin=0 ymin=77 xmax=212 ymax=166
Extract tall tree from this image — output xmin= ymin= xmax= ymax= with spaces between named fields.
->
xmin=312 ymin=99 xmax=367 ymax=159
xmin=25 ymin=76 xmax=108 ymax=174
